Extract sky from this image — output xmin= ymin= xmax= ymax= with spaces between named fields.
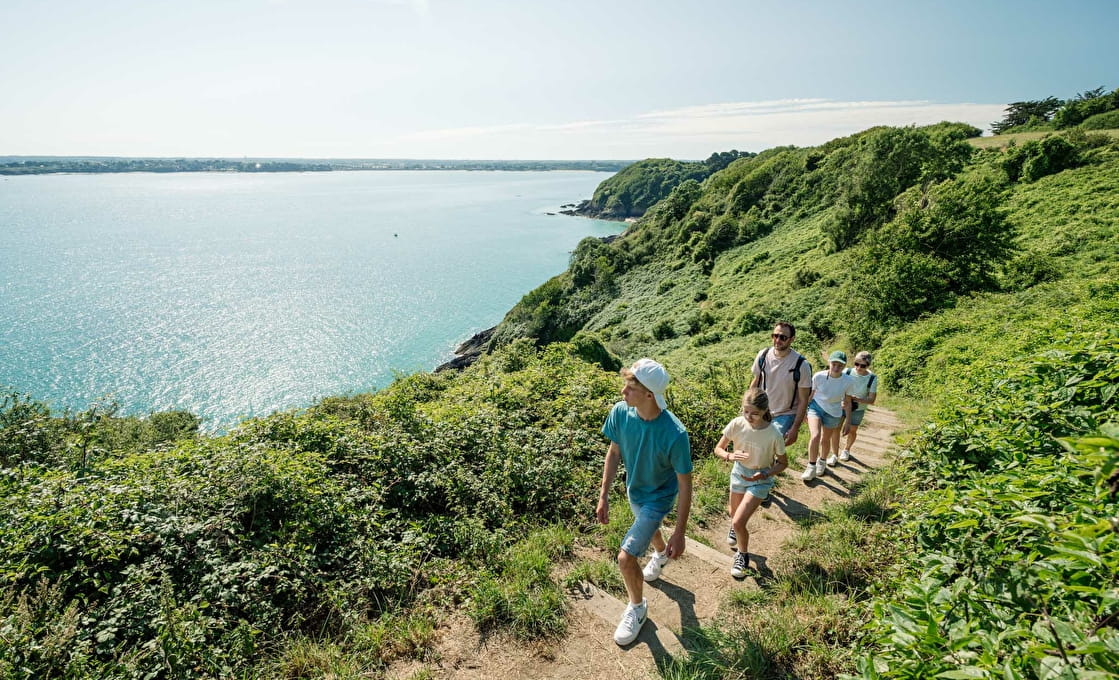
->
xmin=1 ymin=0 xmax=1117 ymax=160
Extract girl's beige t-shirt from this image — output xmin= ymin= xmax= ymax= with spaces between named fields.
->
xmin=721 ymin=417 xmax=786 ymax=468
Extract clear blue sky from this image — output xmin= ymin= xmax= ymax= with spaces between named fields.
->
xmin=1 ymin=0 xmax=1116 ymax=159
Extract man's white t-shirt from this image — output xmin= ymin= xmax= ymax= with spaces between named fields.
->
xmin=752 ymin=348 xmax=813 ymax=418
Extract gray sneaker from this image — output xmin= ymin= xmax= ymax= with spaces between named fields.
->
xmin=613 ymin=600 xmax=647 ymax=645
xmin=815 ymin=458 xmax=826 ymax=476
xmin=731 ymin=551 xmax=751 ymax=579
xmin=726 ymin=527 xmax=737 ymax=545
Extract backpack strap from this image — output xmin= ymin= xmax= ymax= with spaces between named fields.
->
xmin=868 ymin=373 xmax=876 ymax=391
xmin=756 ymin=347 xmax=770 ymax=391
xmin=787 ymin=353 xmax=806 ymax=412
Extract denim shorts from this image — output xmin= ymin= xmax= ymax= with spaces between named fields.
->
xmin=847 ymin=405 xmax=867 ymax=426
xmin=807 ymin=399 xmax=842 ymax=429
xmin=772 ymin=413 xmax=796 ymax=436
xmin=730 ymin=464 xmax=775 ymax=499
xmin=621 ymin=501 xmax=670 ymax=557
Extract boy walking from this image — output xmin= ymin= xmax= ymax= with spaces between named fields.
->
xmin=596 ymin=358 xmax=693 ymax=646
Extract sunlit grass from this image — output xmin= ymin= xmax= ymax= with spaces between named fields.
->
xmin=466 ymin=525 xmax=574 ymax=640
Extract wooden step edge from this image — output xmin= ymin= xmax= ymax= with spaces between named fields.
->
xmin=571 ymin=581 xmax=686 ymax=655
xmin=841 ymin=435 xmax=898 ymax=449
xmin=684 ymin=536 xmax=734 ymax=569
xmin=846 ymin=428 xmax=899 ymax=441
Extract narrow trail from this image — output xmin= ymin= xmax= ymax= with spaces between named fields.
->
xmin=400 ymin=407 xmax=905 ymax=680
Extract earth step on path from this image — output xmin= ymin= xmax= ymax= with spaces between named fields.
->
xmin=414 ymin=407 xmax=904 ymax=680
xmin=570 ymin=535 xmax=738 ymax=647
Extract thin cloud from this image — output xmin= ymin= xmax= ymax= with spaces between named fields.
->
xmin=397 ymin=98 xmax=1006 ymax=158
xmin=367 ymin=0 xmax=431 ymax=16
xmin=637 ymin=99 xmax=832 ymax=119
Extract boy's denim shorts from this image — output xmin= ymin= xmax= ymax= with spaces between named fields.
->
xmin=730 ymin=465 xmax=775 ymax=499
xmin=621 ymin=501 xmax=670 ymax=557
xmin=807 ymin=399 xmax=842 ymax=429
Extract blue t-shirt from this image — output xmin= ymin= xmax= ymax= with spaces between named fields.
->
xmin=601 ymin=401 xmax=692 ymax=512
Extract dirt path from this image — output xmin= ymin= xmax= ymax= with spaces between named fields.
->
xmin=401 ymin=407 xmax=905 ymax=680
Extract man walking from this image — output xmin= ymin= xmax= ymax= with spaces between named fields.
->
xmin=750 ymin=321 xmax=812 ymax=448
xmin=596 ymin=358 xmax=693 ymax=646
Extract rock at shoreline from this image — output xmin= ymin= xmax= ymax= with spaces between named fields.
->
xmin=435 ymin=326 xmax=495 ymax=372
xmin=559 ymin=198 xmax=634 ymax=222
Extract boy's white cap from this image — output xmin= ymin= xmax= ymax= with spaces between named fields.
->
xmin=631 ymin=358 xmax=669 ymax=410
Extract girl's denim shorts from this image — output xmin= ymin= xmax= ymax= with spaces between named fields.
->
xmin=730 ymin=464 xmax=776 ymax=499
xmin=807 ymin=399 xmax=842 ymax=429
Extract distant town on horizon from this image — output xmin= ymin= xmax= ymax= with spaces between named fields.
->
xmin=0 ymin=156 xmax=636 ymax=175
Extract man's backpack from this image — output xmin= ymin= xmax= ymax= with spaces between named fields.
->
xmin=757 ymin=347 xmax=806 ymax=412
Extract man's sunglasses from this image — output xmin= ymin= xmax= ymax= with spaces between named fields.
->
xmin=771 ymin=333 xmax=790 ymax=341
xmin=854 ymin=362 xmax=868 ymax=368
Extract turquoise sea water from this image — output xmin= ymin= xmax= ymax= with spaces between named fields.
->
xmin=0 ymin=171 xmax=621 ymax=430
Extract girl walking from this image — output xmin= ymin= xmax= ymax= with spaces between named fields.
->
xmin=714 ymin=388 xmax=788 ymax=578
xmin=801 ymin=350 xmax=854 ymax=481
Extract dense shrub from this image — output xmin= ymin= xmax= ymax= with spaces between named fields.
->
xmin=0 ymin=391 xmax=58 ymax=466
xmin=0 ymin=342 xmax=619 ymax=677
xmin=857 ymin=332 xmax=1119 ymax=678
xmin=652 ymin=319 xmax=676 ymax=340
xmin=1052 ymin=87 xmax=1119 ymax=128
xmin=570 ymin=236 xmax=629 ymax=290
xmin=1002 ymin=135 xmax=1081 ymax=182
xmin=843 ymin=170 xmax=1012 ymax=342
xmin=1001 ymin=251 xmax=1062 ymax=290
xmin=824 ymin=126 xmax=936 ymax=250
xmin=1079 ymin=108 xmax=1119 ymax=130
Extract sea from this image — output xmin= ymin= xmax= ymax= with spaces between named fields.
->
xmin=0 ymin=170 xmax=622 ymax=431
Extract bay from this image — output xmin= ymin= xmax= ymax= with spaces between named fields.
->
xmin=0 ymin=170 xmax=620 ymax=430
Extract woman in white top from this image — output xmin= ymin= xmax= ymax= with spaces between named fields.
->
xmin=800 ymin=350 xmax=854 ymax=482
xmin=831 ymin=350 xmax=878 ymax=462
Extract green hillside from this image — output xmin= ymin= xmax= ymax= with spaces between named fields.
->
xmin=2 ymin=120 xmax=1117 ymax=678
xmin=569 ymin=157 xmax=709 ymax=219
xmin=492 ymin=123 xmax=1117 ymax=379
xmin=567 ymin=151 xmax=753 ymax=220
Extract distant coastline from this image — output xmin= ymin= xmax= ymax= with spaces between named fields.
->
xmin=0 ymin=156 xmax=634 ymax=175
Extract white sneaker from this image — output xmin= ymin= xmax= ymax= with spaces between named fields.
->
xmin=815 ymin=458 xmax=826 ymax=476
xmin=826 ymin=453 xmax=838 ymax=466
xmin=613 ymin=599 xmax=647 ymax=645
xmin=800 ymin=463 xmax=816 ymax=481
xmin=642 ymin=550 xmax=669 ymax=582
xmin=839 ymin=449 xmax=851 ymax=462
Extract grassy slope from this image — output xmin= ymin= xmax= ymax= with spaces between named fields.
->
xmin=548 ymin=141 xmax=1119 ymax=398
xmin=880 ymin=159 xmax=1119 ymax=398
xmin=968 ymin=127 xmax=1119 ymax=149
